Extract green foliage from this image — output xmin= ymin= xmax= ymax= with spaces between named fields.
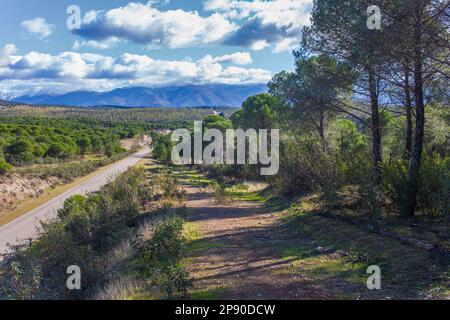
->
xmin=152 ymin=133 xmax=173 ymax=163
xmin=231 ymin=93 xmax=286 ymax=129
xmin=383 ymin=155 xmax=449 ymax=217
xmin=133 ymin=215 xmax=192 ymax=298
xmin=0 ymin=105 xmax=226 ymax=126
xmin=328 ymin=119 xmax=366 ymax=158
xmin=203 ymin=115 xmax=232 ymax=131
xmin=1 ymin=167 xmax=157 ymax=299
xmin=269 ymin=54 xmax=356 ymax=138
xmin=5 ymin=139 xmax=35 ymax=163
xmin=17 ymin=150 xmax=134 ymax=182
xmin=6 ymin=261 xmax=42 ymax=300
xmin=0 ymin=116 xmax=144 ymax=167
xmin=46 ymin=142 xmax=70 ymax=158
xmin=424 ymin=106 xmax=449 ymax=156
xmin=0 ymin=156 xmax=12 ymax=174
xmin=418 ymin=155 xmax=449 ymax=217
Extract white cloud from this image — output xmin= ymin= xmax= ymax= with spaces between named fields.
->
xmin=0 ymin=47 xmax=271 ymax=97
xmin=0 ymin=44 xmax=20 ymax=67
xmin=251 ymin=40 xmax=269 ymax=51
xmin=205 ymin=0 xmax=312 ymax=52
xmin=21 ymin=18 xmax=54 ymax=40
xmin=70 ymin=1 xmax=312 ymax=52
xmin=213 ymin=52 xmax=253 ymax=65
xmin=73 ymin=2 xmax=237 ymax=49
xmin=73 ymin=38 xmax=121 ymax=50
xmin=204 ymin=0 xmax=313 ymax=18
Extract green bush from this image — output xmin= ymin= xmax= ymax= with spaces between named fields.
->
xmin=133 ymin=215 xmax=192 ymax=298
xmin=417 ymin=155 xmax=449 ymax=217
xmin=382 ymin=155 xmax=449 ymax=217
xmin=5 ymin=139 xmax=35 ymax=163
xmin=1 ymin=167 xmax=157 ymax=299
xmin=152 ymin=133 xmax=172 ymax=163
xmin=0 ymin=156 xmax=12 ymax=174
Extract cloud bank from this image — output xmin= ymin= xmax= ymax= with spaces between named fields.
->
xmin=71 ymin=0 xmax=312 ymax=52
xmin=0 ymin=44 xmax=270 ymax=98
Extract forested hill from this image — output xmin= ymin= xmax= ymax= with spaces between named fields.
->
xmin=0 ymin=99 xmax=19 ymax=107
xmin=13 ymin=84 xmax=268 ymax=108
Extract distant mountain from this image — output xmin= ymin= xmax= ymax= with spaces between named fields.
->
xmin=0 ymin=99 xmax=19 ymax=107
xmin=14 ymin=84 xmax=268 ymax=108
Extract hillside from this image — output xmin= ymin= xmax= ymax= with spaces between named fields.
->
xmin=13 ymin=84 xmax=268 ymax=108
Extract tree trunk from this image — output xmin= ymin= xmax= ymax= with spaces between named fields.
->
xmin=403 ymin=2 xmax=425 ymax=217
xmin=368 ymin=67 xmax=382 ymax=183
xmin=318 ymin=110 xmax=326 ymax=151
xmin=403 ymin=64 xmax=413 ymax=160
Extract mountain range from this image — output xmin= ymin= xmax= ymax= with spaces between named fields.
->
xmin=13 ymin=84 xmax=268 ymax=108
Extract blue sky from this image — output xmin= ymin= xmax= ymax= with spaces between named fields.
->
xmin=0 ymin=0 xmax=313 ymax=98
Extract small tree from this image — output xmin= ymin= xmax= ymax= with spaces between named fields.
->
xmin=5 ymin=139 xmax=35 ymax=163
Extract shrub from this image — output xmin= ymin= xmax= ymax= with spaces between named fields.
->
xmin=0 ymin=156 xmax=12 ymax=174
xmin=5 ymin=261 xmax=42 ymax=300
xmin=45 ymin=142 xmax=68 ymax=158
xmin=5 ymin=139 xmax=35 ymax=163
xmin=1 ymin=166 xmax=157 ymax=299
xmin=417 ymin=155 xmax=449 ymax=217
xmin=382 ymin=155 xmax=449 ymax=217
xmin=133 ymin=215 xmax=192 ymax=298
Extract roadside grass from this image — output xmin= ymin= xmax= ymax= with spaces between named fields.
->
xmin=189 ymin=286 xmax=230 ymax=300
xmin=170 ymin=167 xmax=268 ymax=203
xmin=278 ymin=196 xmax=450 ymax=299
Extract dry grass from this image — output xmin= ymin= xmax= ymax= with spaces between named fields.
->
xmin=95 ymin=276 xmax=141 ymax=300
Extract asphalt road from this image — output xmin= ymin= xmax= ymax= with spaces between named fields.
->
xmin=0 ymin=147 xmax=150 ymax=258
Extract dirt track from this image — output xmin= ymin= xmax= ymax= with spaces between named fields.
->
xmin=185 ymin=185 xmax=332 ymax=300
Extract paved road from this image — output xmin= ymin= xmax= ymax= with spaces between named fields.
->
xmin=0 ymin=147 xmax=150 ymax=258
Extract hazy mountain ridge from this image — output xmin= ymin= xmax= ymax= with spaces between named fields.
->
xmin=14 ymin=84 xmax=268 ymax=108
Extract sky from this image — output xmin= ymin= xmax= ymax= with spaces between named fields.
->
xmin=0 ymin=0 xmax=313 ymax=98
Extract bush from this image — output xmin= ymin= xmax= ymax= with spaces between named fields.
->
xmin=382 ymin=155 xmax=449 ymax=217
xmin=1 ymin=166 xmax=158 ymax=299
xmin=0 ymin=156 xmax=12 ymax=174
xmin=45 ymin=143 xmax=69 ymax=158
xmin=5 ymin=139 xmax=35 ymax=163
xmin=152 ymin=133 xmax=173 ymax=163
xmin=416 ymin=155 xmax=449 ymax=217
xmin=133 ymin=215 xmax=192 ymax=298
xmin=5 ymin=261 xmax=42 ymax=300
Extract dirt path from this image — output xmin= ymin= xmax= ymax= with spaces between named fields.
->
xmin=181 ymin=171 xmax=449 ymax=300
xmin=184 ymin=184 xmax=333 ymax=300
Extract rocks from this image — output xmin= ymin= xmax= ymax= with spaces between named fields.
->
xmin=0 ymin=174 xmax=58 ymax=211
xmin=314 ymin=246 xmax=332 ymax=254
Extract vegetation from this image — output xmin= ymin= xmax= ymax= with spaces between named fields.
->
xmin=0 ymin=105 xmax=231 ymax=127
xmin=186 ymin=0 xmax=450 ymax=223
xmin=14 ymin=150 xmax=137 ymax=182
xmin=0 ymin=166 xmax=190 ymax=300
xmin=1 ymin=0 xmax=448 ymax=301
xmin=0 ymin=117 xmax=139 ymax=168
xmin=151 ymin=132 xmax=173 ymax=164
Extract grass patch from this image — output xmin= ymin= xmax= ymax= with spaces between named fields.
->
xmin=190 ymin=286 xmax=229 ymax=300
xmin=185 ymin=221 xmax=223 ymax=254
xmin=278 ymin=196 xmax=450 ymax=299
